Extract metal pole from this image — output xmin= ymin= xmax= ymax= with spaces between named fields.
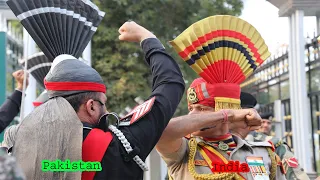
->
xmin=19 ymin=34 xmax=28 ymax=121
xmin=274 ymin=100 xmax=284 ymax=139
xmin=22 ymin=29 xmax=37 ymax=120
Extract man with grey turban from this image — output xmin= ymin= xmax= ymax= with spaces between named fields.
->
xmin=12 ymin=21 xmax=184 ymax=180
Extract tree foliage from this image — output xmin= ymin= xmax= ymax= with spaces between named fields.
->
xmin=93 ymin=0 xmax=243 ymax=116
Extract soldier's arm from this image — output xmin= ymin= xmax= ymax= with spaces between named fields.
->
xmin=125 ymin=37 xmax=185 ymax=158
xmin=156 ymin=111 xmax=227 ymax=154
xmin=156 ymin=108 xmax=261 ymax=154
xmin=0 ymin=90 xmax=22 ymax=133
xmin=117 ymin=22 xmax=185 ymax=159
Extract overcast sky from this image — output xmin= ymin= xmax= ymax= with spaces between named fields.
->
xmin=239 ymin=0 xmax=317 ymax=55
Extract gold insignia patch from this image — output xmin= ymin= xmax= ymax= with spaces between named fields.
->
xmin=187 ymin=88 xmax=198 ymax=104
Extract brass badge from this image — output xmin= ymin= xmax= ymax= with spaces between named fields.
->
xmin=187 ymin=88 xmax=198 ymax=104
xmin=218 ymin=141 xmax=229 ymax=151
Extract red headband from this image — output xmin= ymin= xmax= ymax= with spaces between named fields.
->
xmin=44 ymin=79 xmax=106 ymax=94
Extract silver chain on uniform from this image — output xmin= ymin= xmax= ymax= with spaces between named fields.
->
xmin=108 ymin=125 xmax=149 ymax=171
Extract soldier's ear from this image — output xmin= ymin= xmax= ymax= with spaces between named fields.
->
xmin=85 ymin=99 xmax=96 ymax=116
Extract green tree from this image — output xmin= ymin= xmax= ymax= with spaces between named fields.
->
xmin=93 ymin=0 xmax=243 ymax=116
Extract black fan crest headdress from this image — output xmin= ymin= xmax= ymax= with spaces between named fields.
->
xmin=7 ymin=0 xmax=105 ymax=60
xmin=7 ymin=0 xmax=107 ymax=97
xmin=19 ymin=52 xmax=51 ymax=88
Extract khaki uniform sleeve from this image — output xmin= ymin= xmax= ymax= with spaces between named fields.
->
xmin=158 ymin=138 xmax=188 ymax=167
xmin=281 ymin=144 xmax=310 ymax=180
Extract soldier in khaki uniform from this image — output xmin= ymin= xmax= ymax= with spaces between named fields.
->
xmin=158 ymin=15 xmax=286 ymax=179
xmin=156 ymin=78 xmax=286 ymax=180
xmin=241 ymin=92 xmax=309 ymax=180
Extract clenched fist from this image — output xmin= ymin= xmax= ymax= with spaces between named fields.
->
xmin=232 ymin=108 xmax=262 ymax=127
xmin=12 ymin=69 xmax=29 ymax=91
xmin=118 ymin=21 xmax=156 ymax=43
xmin=228 ymin=108 xmax=262 ymax=138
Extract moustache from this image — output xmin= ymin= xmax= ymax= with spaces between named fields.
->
xmin=200 ymin=126 xmax=216 ymax=131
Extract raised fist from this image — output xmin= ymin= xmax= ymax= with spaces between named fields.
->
xmin=12 ymin=70 xmax=29 ymax=91
xmin=118 ymin=21 xmax=156 ymax=43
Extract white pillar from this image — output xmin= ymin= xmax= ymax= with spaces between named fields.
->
xmin=273 ymin=100 xmax=284 ymax=139
xmin=288 ymin=10 xmax=313 ymax=173
xmin=82 ymin=41 xmax=92 ymax=66
xmin=0 ymin=13 xmax=3 ymax=32
xmin=0 ymin=13 xmax=6 ymax=32
xmin=22 ymin=28 xmax=37 ymax=119
xmin=316 ymin=15 xmax=320 ymax=35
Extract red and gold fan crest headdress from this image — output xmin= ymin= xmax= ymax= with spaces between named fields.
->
xmin=170 ymin=15 xmax=270 ymax=110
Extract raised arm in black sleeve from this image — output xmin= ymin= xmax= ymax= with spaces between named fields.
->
xmin=0 ymin=90 xmax=22 ymax=133
xmin=120 ymin=38 xmax=185 ymax=159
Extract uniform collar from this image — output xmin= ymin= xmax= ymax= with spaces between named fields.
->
xmin=82 ymin=122 xmax=94 ymax=129
xmin=232 ymin=134 xmax=254 ymax=154
xmin=196 ymin=134 xmax=254 ymax=153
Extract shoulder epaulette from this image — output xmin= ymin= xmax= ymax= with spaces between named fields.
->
xmin=118 ymin=97 xmax=156 ymax=126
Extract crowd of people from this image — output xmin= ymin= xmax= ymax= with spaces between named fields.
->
xmin=0 ymin=0 xmax=312 ymax=179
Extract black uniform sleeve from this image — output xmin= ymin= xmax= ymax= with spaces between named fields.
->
xmin=0 ymin=90 xmax=22 ymax=133
xmin=120 ymin=38 xmax=185 ymax=159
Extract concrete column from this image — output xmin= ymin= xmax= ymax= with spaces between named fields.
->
xmin=82 ymin=41 xmax=92 ymax=66
xmin=288 ymin=10 xmax=314 ymax=173
xmin=288 ymin=10 xmax=297 ymax=158
xmin=21 ymin=28 xmax=37 ymax=119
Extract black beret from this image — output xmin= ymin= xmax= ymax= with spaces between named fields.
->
xmin=260 ymin=112 xmax=273 ymax=120
xmin=240 ymin=92 xmax=257 ymax=108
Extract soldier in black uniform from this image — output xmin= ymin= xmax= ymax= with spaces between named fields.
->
xmin=11 ymin=15 xmax=184 ymax=180
xmin=82 ymin=22 xmax=185 ymax=179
